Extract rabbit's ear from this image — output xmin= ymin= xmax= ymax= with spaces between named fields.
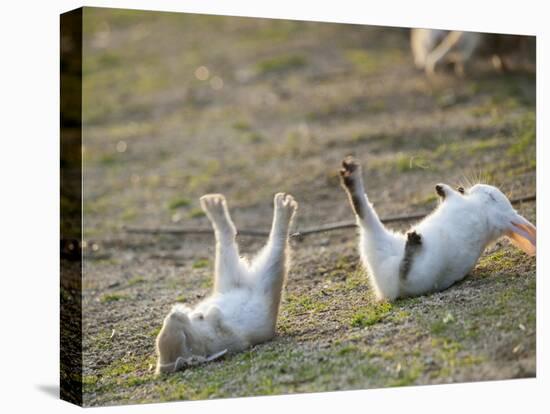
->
xmin=506 ymin=213 xmax=536 ymax=256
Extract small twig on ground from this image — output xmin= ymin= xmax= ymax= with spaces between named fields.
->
xmin=123 ymin=194 xmax=536 ymax=239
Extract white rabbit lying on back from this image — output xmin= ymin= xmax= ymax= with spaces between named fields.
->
xmin=155 ymin=193 xmax=297 ymax=374
xmin=340 ymin=156 xmax=536 ymax=301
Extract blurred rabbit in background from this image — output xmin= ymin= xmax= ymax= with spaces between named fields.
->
xmin=411 ymin=29 xmax=481 ymax=76
xmin=411 ymin=28 xmax=534 ymax=76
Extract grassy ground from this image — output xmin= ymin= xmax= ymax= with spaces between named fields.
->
xmin=79 ymin=8 xmax=536 ymax=407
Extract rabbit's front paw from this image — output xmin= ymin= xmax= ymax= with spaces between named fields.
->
xmin=340 ymin=156 xmax=362 ymax=189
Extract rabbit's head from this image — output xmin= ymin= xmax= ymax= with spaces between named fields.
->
xmin=457 ymin=184 xmax=537 ymax=256
xmin=155 ymin=305 xmax=194 ymax=374
xmin=155 ymin=305 xmax=226 ymax=374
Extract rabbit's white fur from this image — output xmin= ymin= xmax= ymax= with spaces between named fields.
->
xmin=340 ymin=156 xmax=536 ymax=301
xmin=411 ymin=29 xmax=481 ymax=76
xmin=155 ymin=193 xmax=297 ymax=374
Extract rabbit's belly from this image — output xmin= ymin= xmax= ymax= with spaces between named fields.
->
xmin=401 ymin=241 xmax=480 ymax=295
xmin=403 ymin=270 xmax=444 ymax=295
xmin=215 ymin=293 xmax=272 ymax=337
xmin=432 ymin=254 xmax=480 ymax=290
xmin=404 ymin=265 xmax=466 ymax=296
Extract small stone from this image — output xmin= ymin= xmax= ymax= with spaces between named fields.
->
xmin=512 ymin=344 xmax=523 ymax=354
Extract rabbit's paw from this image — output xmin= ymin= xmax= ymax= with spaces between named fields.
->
xmin=274 ymin=193 xmax=298 ymax=220
xmin=339 ymin=156 xmax=362 ymax=189
xmin=406 ymin=230 xmax=422 ymax=246
xmin=200 ymin=194 xmax=228 ymax=220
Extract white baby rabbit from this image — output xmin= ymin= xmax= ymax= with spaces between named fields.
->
xmin=339 ymin=156 xmax=535 ymax=301
xmin=411 ymin=28 xmax=481 ymax=76
xmin=155 ymin=193 xmax=298 ymax=374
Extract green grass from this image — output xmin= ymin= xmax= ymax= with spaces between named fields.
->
xmin=256 ymin=54 xmax=306 ymax=75
xmin=508 ymin=112 xmax=536 ymax=156
xmin=88 ymin=329 xmax=114 ymax=351
xmin=388 ymin=360 xmax=424 ymax=387
xmin=83 ymin=354 xmax=157 ymax=402
xmin=351 ymin=302 xmax=393 ymax=328
xmin=186 ymin=160 xmax=220 ymax=192
xmin=394 ymin=153 xmax=431 ymax=172
xmin=127 ymin=276 xmax=145 ymax=286
xmin=241 ymin=131 xmax=264 ymax=144
xmin=192 ymin=258 xmax=210 ymax=269
xmin=389 ymin=310 xmax=411 ymax=323
xmin=284 ymin=294 xmax=328 ymax=315
xmin=120 ymin=207 xmax=137 ymax=221
xmin=188 ymin=208 xmax=206 ymax=219
xmin=430 ymin=313 xmax=455 ymax=335
xmin=345 ymin=48 xmax=404 ymax=75
xmin=100 ymin=293 xmax=128 ymax=303
xmin=232 ymin=120 xmax=251 ymax=131
xmin=148 ymin=327 xmax=161 ymax=338
xmin=477 ymin=250 xmax=520 ymax=271
xmin=99 ymin=154 xmax=117 ymax=166
xmin=168 ymin=197 xmax=191 ymax=210
xmin=200 ymin=277 xmax=214 ymax=290
xmin=369 ymin=136 xmax=508 ymax=175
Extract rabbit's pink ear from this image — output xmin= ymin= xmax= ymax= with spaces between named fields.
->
xmin=506 ymin=213 xmax=536 ymax=256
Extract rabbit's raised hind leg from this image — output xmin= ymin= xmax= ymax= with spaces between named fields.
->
xmin=200 ymin=194 xmax=248 ymax=293
xmin=250 ymin=193 xmax=297 ymax=309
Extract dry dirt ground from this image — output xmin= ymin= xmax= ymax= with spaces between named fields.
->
xmin=77 ymin=8 xmax=536 ymax=406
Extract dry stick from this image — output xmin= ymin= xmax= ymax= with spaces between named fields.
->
xmin=124 ymin=194 xmax=536 ymax=239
